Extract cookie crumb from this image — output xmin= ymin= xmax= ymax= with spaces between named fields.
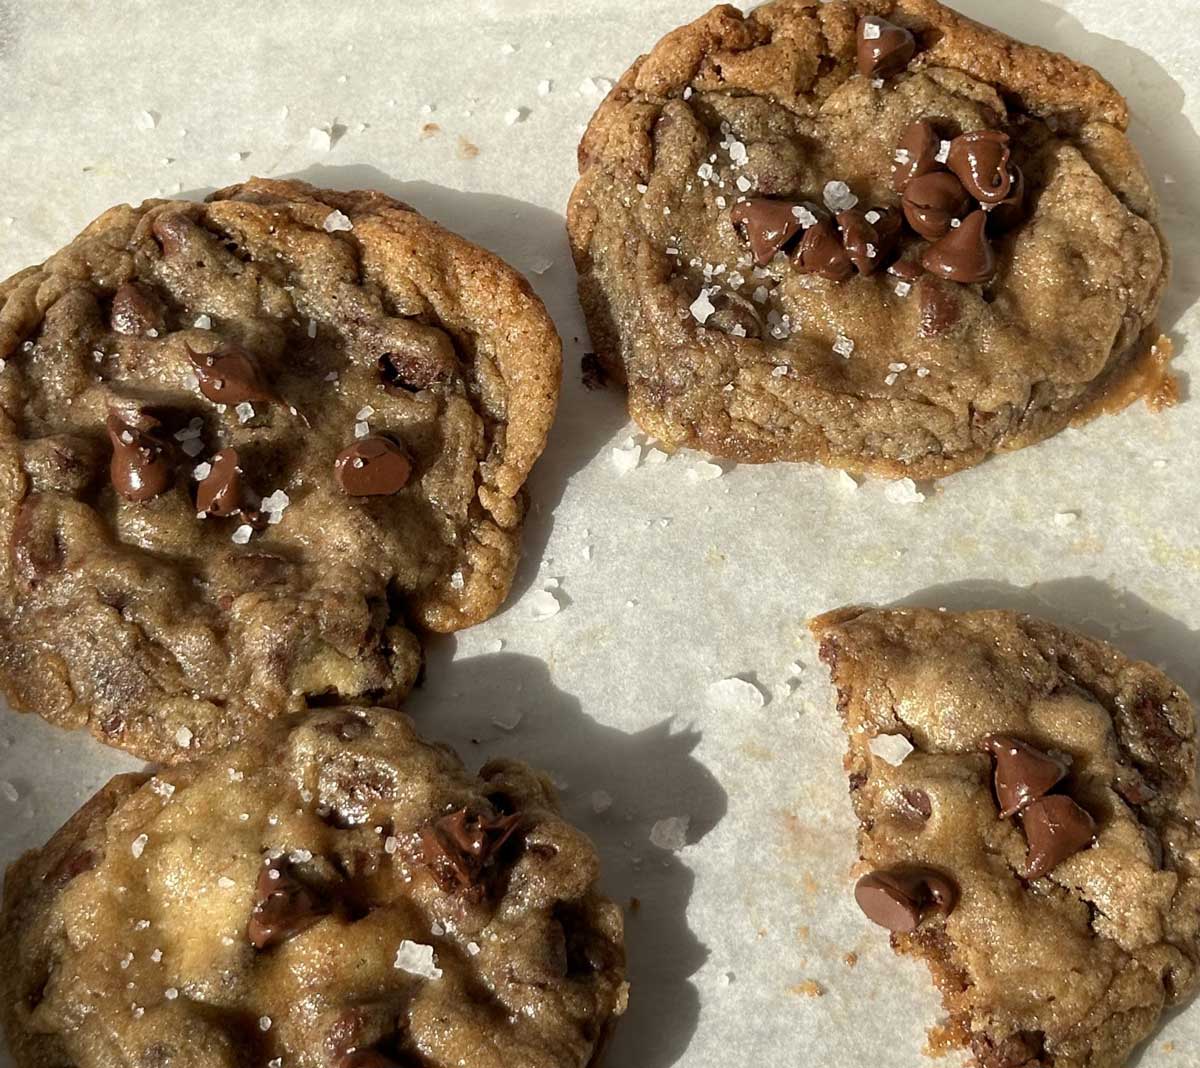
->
xmin=790 ymin=979 xmax=825 ymax=998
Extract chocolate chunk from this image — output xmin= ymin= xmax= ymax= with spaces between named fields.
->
xmin=983 ymin=164 xmax=1026 ymax=232
xmin=247 ymin=859 xmax=328 ymax=949
xmin=793 ymin=217 xmax=853 ymax=282
xmin=106 ymin=414 xmax=172 ymax=502
xmin=730 ymin=199 xmax=806 ymax=266
xmin=984 ymin=735 xmax=1070 ymax=818
xmin=418 ymin=808 xmax=523 ymax=893
xmin=110 ymin=283 xmax=165 ymax=337
xmin=187 ymin=343 xmax=276 ymax=406
xmin=902 ymin=172 xmax=971 ymax=241
xmin=334 ymin=436 xmax=412 ymax=497
xmin=918 ymin=279 xmax=963 ymax=338
xmin=892 ymin=121 xmax=941 ymax=193
xmin=836 ymin=208 xmax=900 ymax=276
xmin=196 ymin=448 xmax=246 ymax=517
xmin=856 ymin=16 xmax=916 ymax=79
xmin=921 ymin=211 xmax=995 ymax=284
xmin=150 ymin=213 xmax=188 ymax=257
xmin=379 ymin=351 xmax=447 ymax=393
xmin=947 ymin=130 xmax=1014 ymax=204
xmin=1022 ymin=795 xmax=1096 ymax=879
xmin=855 ymin=865 xmax=958 ymax=933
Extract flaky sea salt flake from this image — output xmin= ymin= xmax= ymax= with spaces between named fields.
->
xmin=690 ymin=289 xmax=716 ymax=324
xmin=706 ymin=676 xmax=765 ymax=713
xmin=175 ymin=726 xmax=193 ymax=748
xmin=884 ymin=478 xmax=925 ymax=505
xmin=131 ymin=834 xmax=149 ymax=859
xmin=394 ymin=941 xmax=443 ymax=980
xmin=823 ymin=180 xmax=858 ymax=212
xmin=528 ymin=589 xmax=562 ymax=621
xmin=869 ymin=733 xmax=914 ymax=766
xmin=650 ymin=816 xmax=690 ymax=851
xmin=231 ymin=524 xmax=253 ymax=544
xmin=323 ymin=209 xmax=353 ymax=233
xmin=832 ymin=333 xmax=855 ymax=358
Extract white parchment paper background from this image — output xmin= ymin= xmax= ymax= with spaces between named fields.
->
xmin=0 ymin=1 xmax=1197 ymax=1064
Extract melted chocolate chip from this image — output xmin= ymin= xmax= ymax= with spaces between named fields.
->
xmin=921 ymin=211 xmax=995 ymax=284
xmin=984 ymin=735 xmax=1070 ymax=819
xmin=889 ymin=259 xmax=926 ymax=283
xmin=110 ymin=283 xmax=165 ymax=337
xmin=195 ymin=448 xmax=246 ymax=517
xmin=378 ymin=351 xmax=447 ymax=393
xmin=899 ymin=788 xmax=933 ymax=822
xmin=418 ymin=808 xmax=523 ymax=893
xmin=856 ymin=16 xmax=916 ymax=79
xmin=793 ymin=217 xmax=853 ymax=281
xmin=984 ymin=164 xmax=1026 ymax=232
xmin=836 ymin=208 xmax=900 ymax=276
xmin=1022 ymin=795 xmax=1096 ymax=879
xmin=334 ymin=436 xmax=412 ymax=496
xmin=187 ymin=343 xmax=276 ymax=406
xmin=892 ymin=121 xmax=941 ymax=193
xmin=855 ymin=865 xmax=958 ymax=933
xmin=730 ymin=199 xmax=806 ymax=266
xmin=902 ymin=172 xmax=971 ymax=241
xmin=247 ymin=859 xmax=328 ymax=949
xmin=917 ymin=279 xmax=963 ymax=338
xmin=107 ymin=414 xmax=172 ymax=502
xmin=947 ymin=130 xmax=1014 ymax=204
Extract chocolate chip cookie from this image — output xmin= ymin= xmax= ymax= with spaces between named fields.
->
xmin=812 ymin=606 xmax=1200 ymax=1068
xmin=0 ymin=706 xmax=627 ymax=1068
xmin=0 ymin=178 xmax=561 ymax=761
xmin=567 ymin=0 xmax=1173 ymax=478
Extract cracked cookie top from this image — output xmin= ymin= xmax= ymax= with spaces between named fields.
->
xmin=812 ymin=605 xmax=1200 ymax=1068
xmin=0 ymin=707 xmax=626 ymax=1068
xmin=567 ymin=0 xmax=1172 ymax=478
xmin=0 ymin=178 xmax=561 ymax=761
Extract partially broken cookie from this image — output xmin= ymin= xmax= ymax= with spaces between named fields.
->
xmin=0 ymin=707 xmax=627 ymax=1068
xmin=812 ymin=605 xmax=1200 ymax=1068
xmin=0 ymin=178 xmax=561 ymax=761
xmin=568 ymin=0 xmax=1173 ymax=478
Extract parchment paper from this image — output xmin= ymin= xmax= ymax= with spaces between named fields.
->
xmin=0 ymin=1 xmax=1197 ymax=1064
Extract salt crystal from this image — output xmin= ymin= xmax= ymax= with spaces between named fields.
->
xmin=832 ymin=333 xmax=855 ymax=358
xmin=591 ymin=790 xmax=613 ymax=814
xmin=192 ymin=463 xmax=212 ymax=481
xmin=537 ymin=79 xmax=552 ymax=96
xmin=308 ymin=127 xmax=332 ymax=152
xmin=690 ymin=289 xmax=716 ymax=324
xmin=649 ymin=816 xmax=690 ymax=851
xmin=895 ymin=281 xmax=912 ymax=298
xmin=863 ymin=20 xmax=882 ymax=39
xmin=1053 ymin=511 xmax=1079 ymax=527
xmin=484 ymin=637 xmax=505 ymax=653
xmin=217 ymin=876 xmax=235 ymax=889
xmin=175 ymin=726 xmax=193 ymax=748
xmin=772 ymin=365 xmax=789 ymax=378
xmin=151 ymin=949 xmax=163 ymax=962
xmin=823 ymin=180 xmax=858 ymax=212
xmin=684 ymin=86 xmax=693 ymax=100
xmin=884 ymin=478 xmax=925 ymax=505
xmin=449 ymin=570 xmax=465 ymax=590
xmin=354 ymin=421 xmax=370 ymax=438
xmin=467 ymin=941 xmax=481 ymax=956
xmin=182 ymin=438 xmax=204 ymax=457
xmin=888 ymin=362 xmax=908 ymax=372
xmin=916 ymin=367 xmax=930 ymax=378
xmin=0 ymin=781 xmax=16 ymax=802
xmin=504 ymin=108 xmax=526 ymax=126
xmin=869 ymin=733 xmax=914 ymax=766
xmin=935 ymin=140 xmax=952 ymax=164
xmin=499 ymin=42 xmax=516 ymax=55
xmin=136 ymin=110 xmax=159 ymax=130
xmin=492 ymin=709 xmax=523 ymax=731
xmin=259 ymin=1016 xmax=272 ymax=1032
xmin=689 ymin=461 xmax=723 ymax=481
xmin=193 ymin=314 xmax=212 ymax=329
xmin=131 ymin=834 xmax=149 ymax=859
xmin=735 ymin=175 xmax=752 ymax=193
xmin=528 ymin=589 xmax=562 ymax=620
xmin=394 ymin=941 xmax=443 ymax=980
xmin=706 ymin=676 xmax=766 ymax=713
xmin=235 ymin=401 xmax=255 ymax=423
xmin=231 ymin=524 xmax=253 ymax=544
xmin=837 ymin=470 xmax=858 ymax=492
xmin=384 ymin=835 xmax=398 ymax=854
xmin=323 ymin=209 xmax=353 ymax=233
xmin=644 ymin=447 xmax=668 ymax=465
xmin=262 ymin=490 xmax=290 ymax=523
xmin=611 ymin=443 xmax=642 ymax=475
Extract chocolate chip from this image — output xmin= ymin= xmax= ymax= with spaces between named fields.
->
xmin=418 ymin=808 xmax=523 ymax=893
xmin=921 ymin=211 xmax=995 ymax=284
xmin=730 ymin=199 xmax=806 ymax=266
xmin=107 ymin=414 xmax=172 ymax=502
xmin=892 ymin=121 xmax=941 ymax=193
xmin=888 ymin=259 xmax=925 ymax=283
xmin=195 ymin=448 xmax=246 ymax=517
xmin=110 ymin=283 xmax=165 ymax=337
xmin=247 ymin=859 xmax=328 ymax=949
xmin=983 ymin=164 xmax=1026 ymax=232
xmin=334 ymin=436 xmax=412 ymax=496
xmin=947 ymin=130 xmax=1014 ymax=204
xmin=1022 ymin=795 xmax=1096 ymax=879
xmin=187 ymin=343 xmax=276 ymax=406
xmin=836 ymin=208 xmax=900 ymax=276
xmin=917 ymin=279 xmax=963 ymax=338
xmin=984 ymin=735 xmax=1070 ymax=818
xmin=378 ymin=350 xmax=448 ymax=393
xmin=854 ymin=865 xmax=958 ymax=933
xmin=902 ymin=172 xmax=971 ymax=241
xmin=856 ymin=16 xmax=916 ymax=79
xmin=899 ymin=788 xmax=933 ymax=821
xmin=793 ymin=217 xmax=853 ymax=281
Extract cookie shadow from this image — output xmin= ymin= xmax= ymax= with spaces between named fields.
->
xmin=406 ymin=642 xmax=728 ymax=1068
xmin=951 ymin=0 xmax=1200 ymax=353
xmin=894 ymin=576 xmax=1200 ymax=1064
xmin=271 ymin=163 xmax=627 ymax=603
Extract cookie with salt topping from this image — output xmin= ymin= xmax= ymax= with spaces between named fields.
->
xmin=567 ymin=0 xmax=1173 ymax=478
xmin=0 ymin=707 xmax=627 ymax=1068
xmin=812 ymin=605 xmax=1200 ymax=1068
xmin=0 ymin=178 xmax=560 ymax=761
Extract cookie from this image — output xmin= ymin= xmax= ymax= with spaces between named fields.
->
xmin=0 ymin=178 xmax=561 ymax=761
xmin=812 ymin=606 xmax=1200 ymax=1068
xmin=0 ymin=706 xmax=626 ymax=1068
xmin=567 ymin=0 xmax=1173 ymax=478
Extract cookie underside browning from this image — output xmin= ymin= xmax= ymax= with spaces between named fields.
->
xmin=812 ymin=606 xmax=1200 ymax=1068
xmin=0 ymin=178 xmax=561 ymax=762
xmin=0 ymin=707 xmax=627 ymax=1068
xmin=567 ymin=0 xmax=1173 ymax=478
